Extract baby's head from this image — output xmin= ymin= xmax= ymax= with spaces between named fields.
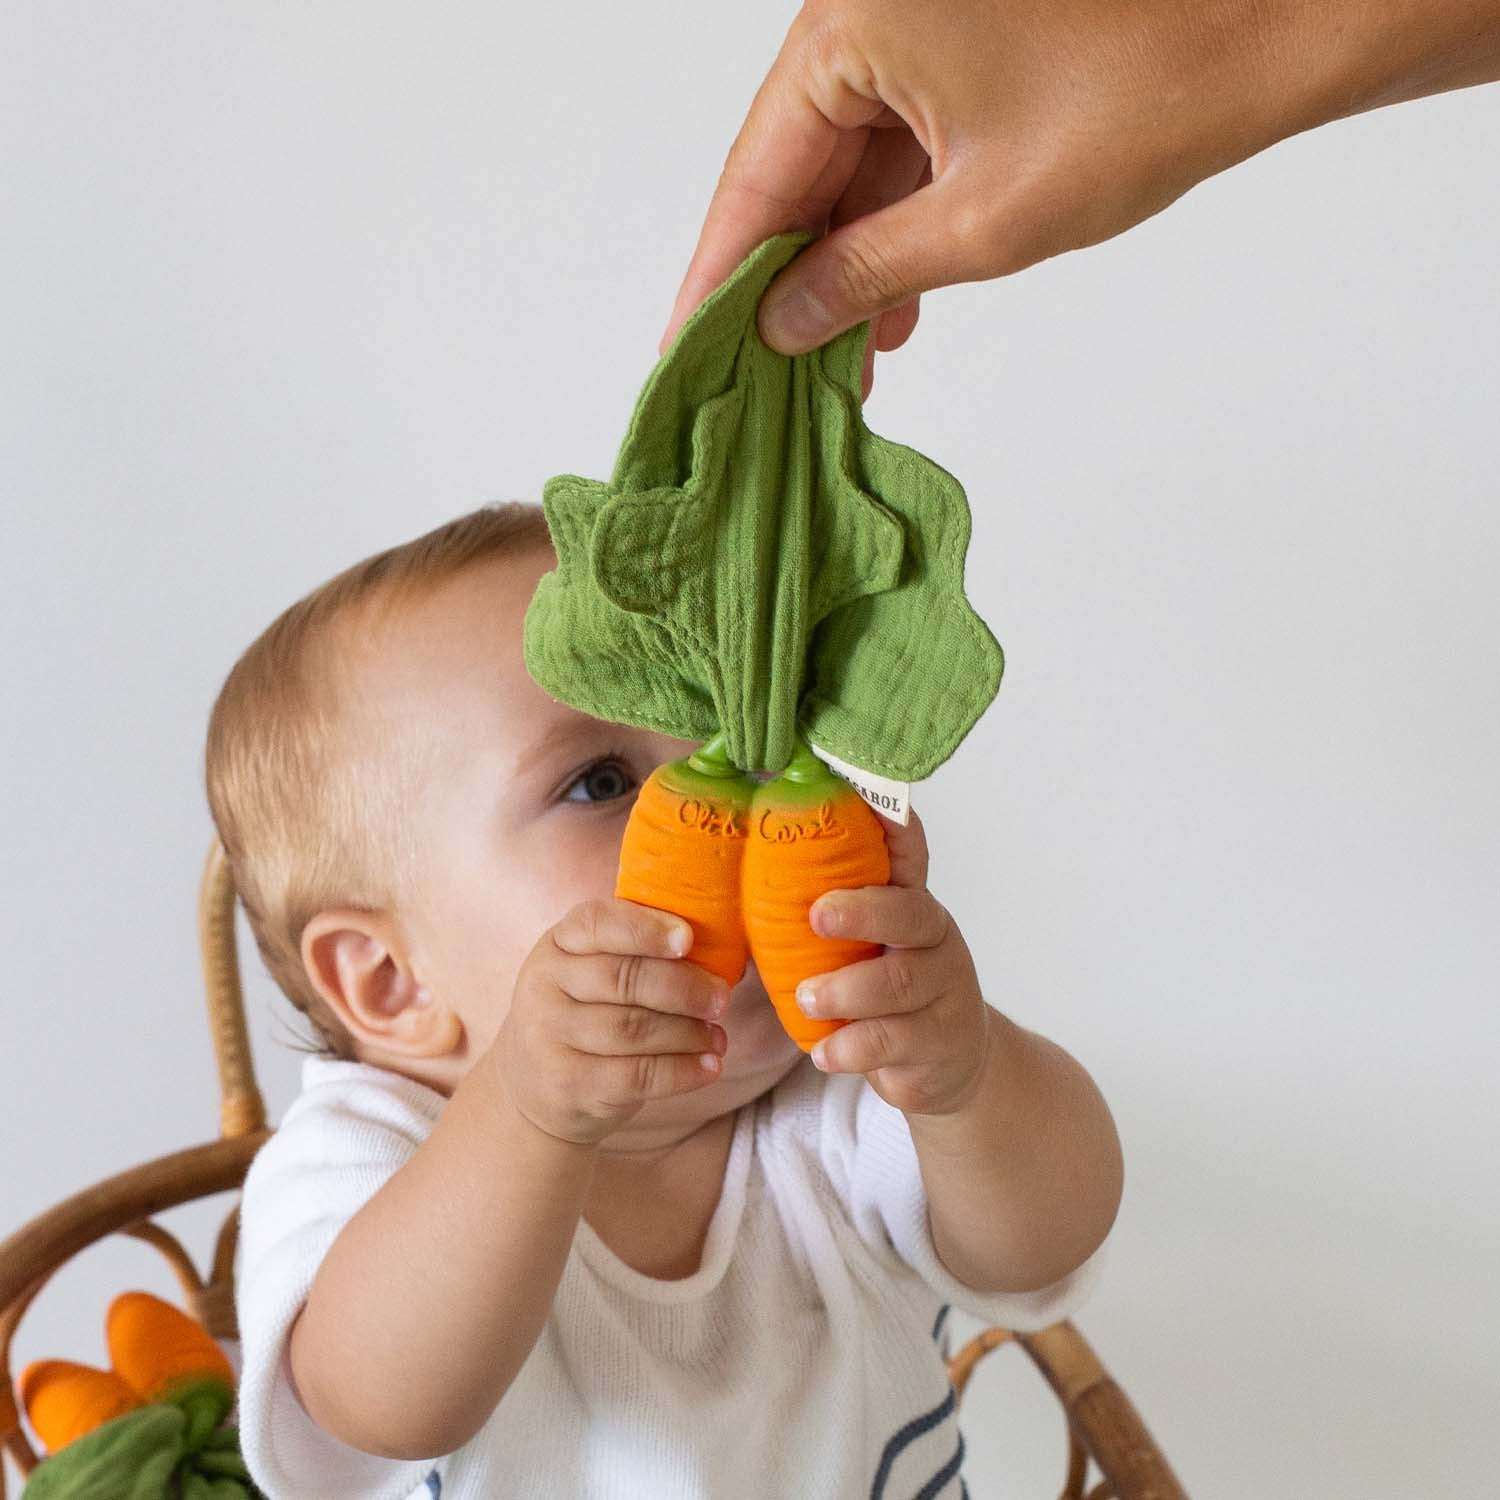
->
xmin=205 ymin=501 xmax=793 ymax=1119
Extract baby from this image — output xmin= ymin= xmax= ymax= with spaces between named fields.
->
xmin=207 ymin=499 xmax=1124 ymax=1499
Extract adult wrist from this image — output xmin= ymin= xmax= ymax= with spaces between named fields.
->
xmin=1267 ymin=0 xmax=1500 ymax=139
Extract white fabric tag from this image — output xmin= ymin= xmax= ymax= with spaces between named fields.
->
xmin=804 ymin=738 xmax=912 ymax=826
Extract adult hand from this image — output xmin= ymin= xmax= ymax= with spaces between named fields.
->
xmin=659 ymin=0 xmax=1500 ymax=398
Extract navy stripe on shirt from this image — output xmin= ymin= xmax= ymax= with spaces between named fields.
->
xmin=865 ymin=1305 xmax=970 ymax=1498
xmin=870 ymin=1383 xmax=958 ymax=1498
xmin=931 ymin=1303 xmax=953 ymax=1362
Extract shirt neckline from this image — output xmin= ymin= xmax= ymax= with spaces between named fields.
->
xmin=571 ymin=1097 xmax=757 ymax=1303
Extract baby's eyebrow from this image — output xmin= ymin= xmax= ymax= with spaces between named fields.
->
xmin=510 ymin=718 xmax=617 ymax=782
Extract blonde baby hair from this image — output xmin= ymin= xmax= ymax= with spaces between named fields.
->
xmin=203 ymin=500 xmax=553 ymax=1059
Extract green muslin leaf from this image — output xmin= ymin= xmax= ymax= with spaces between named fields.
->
xmin=21 ymin=1406 xmax=262 ymax=1500
xmin=523 ymin=474 xmax=721 ymax=745
xmin=21 ymin=1405 xmax=184 ymax=1499
xmin=523 ymin=228 xmax=1003 ymax=779
xmin=797 ymin=393 xmax=1005 ymax=781
xmin=160 ymin=1375 xmax=234 ymax=1452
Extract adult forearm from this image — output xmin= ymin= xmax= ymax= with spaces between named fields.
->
xmin=906 ymin=1009 xmax=1123 ymax=1295
xmin=289 ymin=1054 xmax=598 ymax=1460
xmin=1270 ymin=0 xmax=1500 ymax=136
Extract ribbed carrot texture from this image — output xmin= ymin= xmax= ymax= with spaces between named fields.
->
xmin=616 ymin=732 xmax=891 ymax=1053
xmin=615 ymin=734 xmax=753 ymax=990
xmin=742 ymin=740 xmax=890 ymax=1054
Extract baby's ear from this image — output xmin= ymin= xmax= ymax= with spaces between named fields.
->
xmin=301 ymin=910 xmax=462 ymax=1059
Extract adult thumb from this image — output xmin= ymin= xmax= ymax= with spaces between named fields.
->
xmin=756 ymin=180 xmax=975 ymax=355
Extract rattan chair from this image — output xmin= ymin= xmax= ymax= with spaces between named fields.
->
xmin=1 ymin=838 xmax=1188 ymax=1499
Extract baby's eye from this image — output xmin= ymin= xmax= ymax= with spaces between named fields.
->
xmin=562 ymin=756 xmax=638 ymax=806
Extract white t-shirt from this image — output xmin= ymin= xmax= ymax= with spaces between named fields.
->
xmin=234 ymin=1051 xmax=1111 ymax=1499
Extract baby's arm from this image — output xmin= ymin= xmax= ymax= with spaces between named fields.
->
xmin=287 ymin=1056 xmax=596 ymax=1460
xmin=800 ymin=809 xmax=1122 ymax=1292
xmin=286 ymin=896 xmax=727 ymax=1461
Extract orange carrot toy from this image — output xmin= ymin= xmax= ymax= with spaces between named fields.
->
xmin=743 ymin=736 xmax=890 ymax=1053
xmin=105 ymin=1289 xmax=235 ymax=1410
xmin=17 ymin=1362 xmax=139 ymax=1456
xmin=18 ymin=1289 xmax=257 ymax=1495
xmin=615 ymin=733 xmax=754 ymax=991
xmin=615 ymin=728 xmax=891 ymax=1054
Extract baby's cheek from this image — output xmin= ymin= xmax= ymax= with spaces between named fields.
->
xmin=447 ymin=950 xmax=522 ymax=1059
xmin=550 ymin=820 xmax=633 ymax=908
xmin=460 ymin=1007 xmax=504 ymax=1065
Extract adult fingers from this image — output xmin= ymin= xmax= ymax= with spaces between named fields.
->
xmin=659 ymin=124 xmax=868 ymax=358
xmin=828 ymin=119 xmax=930 ymax=229
xmin=874 ymin=297 xmax=920 ymax=353
xmin=870 ymin=156 xmax=932 ymax=353
xmin=755 ymin=172 xmax=980 ymax=355
xmin=657 ymin=10 xmax=896 ymax=356
xmin=831 ymin=126 xmax=927 ymax=357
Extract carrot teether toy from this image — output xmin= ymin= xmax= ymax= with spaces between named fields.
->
xmin=18 ymin=1289 xmax=258 ymax=1496
xmin=614 ymin=727 xmax=890 ymax=1054
xmin=742 ymin=734 xmax=891 ymax=1053
xmin=615 ymin=732 xmax=753 ymax=991
xmin=18 ymin=1363 xmax=138 ymax=1457
xmin=525 ymin=229 xmax=1004 ymax=1051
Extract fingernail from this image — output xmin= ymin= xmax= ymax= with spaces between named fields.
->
xmin=761 ymin=284 xmax=833 ymax=353
xmin=796 ymin=980 xmax=820 ymax=1017
xmin=669 ymin=925 xmax=691 ymax=956
xmin=810 ymin=1040 xmax=830 ymax=1070
xmin=812 ymin=900 xmax=841 ymax=936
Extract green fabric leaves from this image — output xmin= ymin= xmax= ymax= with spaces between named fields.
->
xmin=523 ymin=229 xmax=1003 ymax=780
xmin=21 ymin=1387 xmax=261 ymax=1500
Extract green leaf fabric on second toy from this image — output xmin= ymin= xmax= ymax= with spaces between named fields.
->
xmin=523 ymin=229 xmax=1004 ymax=780
xmin=21 ymin=1401 xmax=262 ymax=1499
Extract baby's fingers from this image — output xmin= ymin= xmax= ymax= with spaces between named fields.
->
xmin=810 ymin=885 xmax=950 ymax=949
xmin=569 ymin=1003 xmax=727 ymax=1071
xmin=552 ymin=897 xmax=692 ymax=961
xmin=559 ymin=998 xmax=728 ymax=1106
xmin=558 ymin=950 xmax=729 ymax=1023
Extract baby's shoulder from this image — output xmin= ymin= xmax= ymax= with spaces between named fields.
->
xmin=290 ymin=1055 xmax=444 ymax=1126
xmin=241 ymin=1058 xmax=444 ymax=1195
xmin=235 ymin=1059 xmax=446 ymax=1269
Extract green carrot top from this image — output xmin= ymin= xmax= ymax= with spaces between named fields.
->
xmin=522 ymin=229 xmax=1003 ymax=780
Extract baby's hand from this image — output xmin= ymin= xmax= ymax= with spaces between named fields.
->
xmin=491 ymin=899 xmax=730 ymax=1148
xmin=795 ymin=809 xmax=995 ymax=1118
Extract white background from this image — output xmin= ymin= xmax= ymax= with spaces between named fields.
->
xmin=3 ymin=6 xmax=1497 ymax=1496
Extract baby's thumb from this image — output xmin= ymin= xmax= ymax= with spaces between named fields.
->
xmin=756 ymin=181 xmax=973 ymax=356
